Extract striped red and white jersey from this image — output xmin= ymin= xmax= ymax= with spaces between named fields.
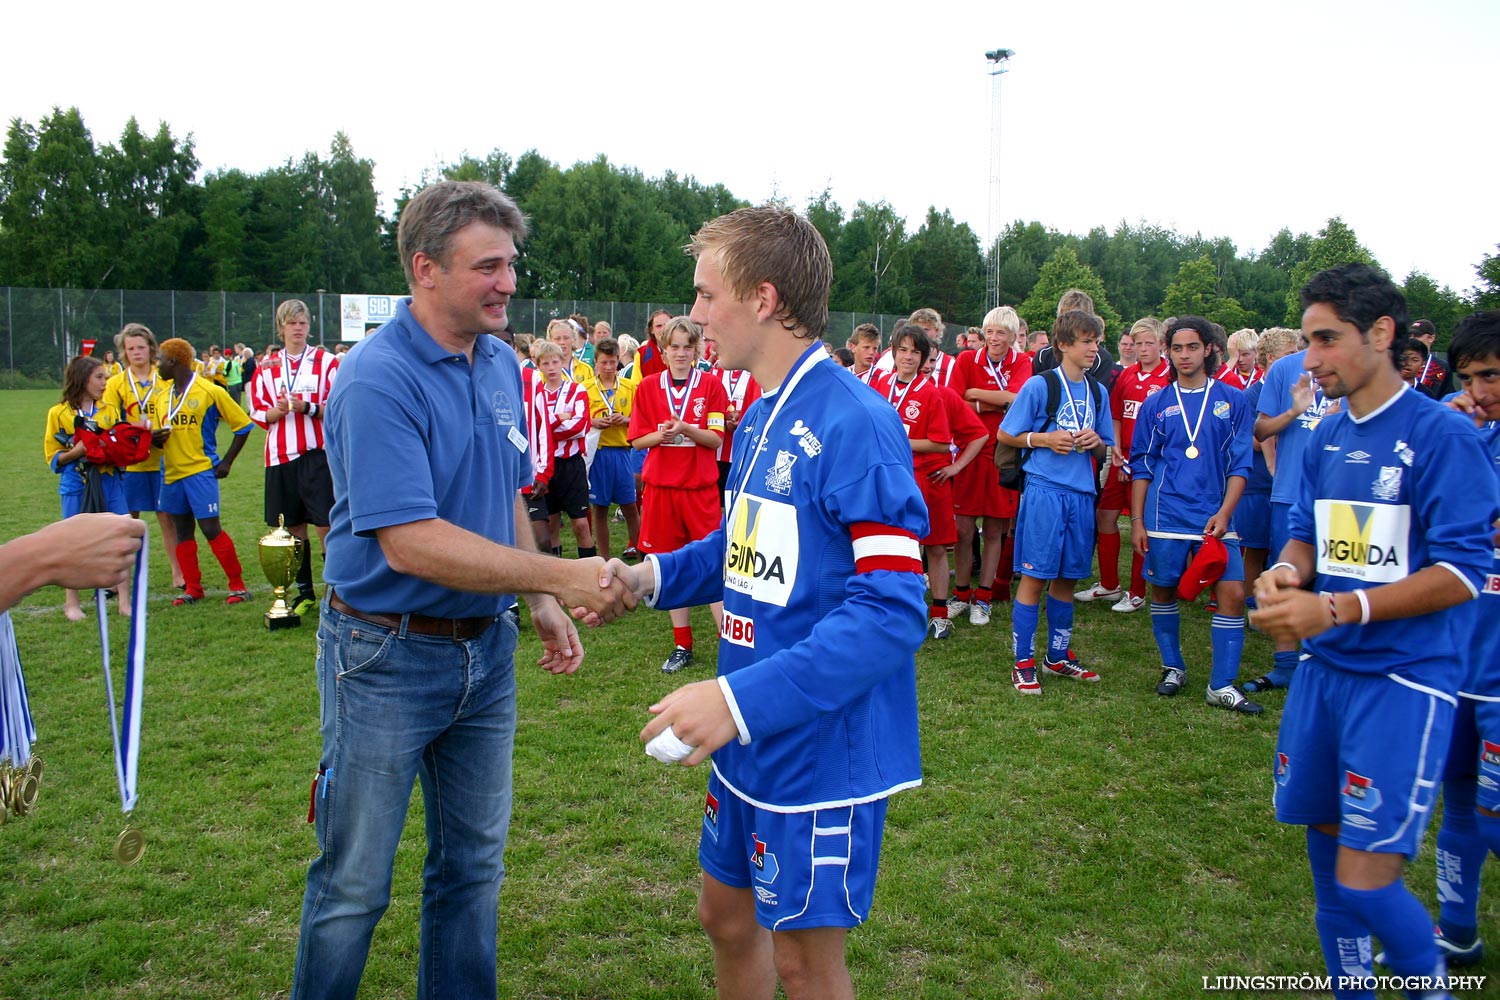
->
xmin=522 ymin=366 xmax=554 ymax=490
xmin=539 ymin=378 xmax=590 ymax=459
xmin=247 ymin=346 xmax=339 ymax=466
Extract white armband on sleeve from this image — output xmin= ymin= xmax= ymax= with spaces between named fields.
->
xmin=643 ymin=554 xmax=664 ymax=608
xmin=717 ymin=676 xmax=751 ymax=745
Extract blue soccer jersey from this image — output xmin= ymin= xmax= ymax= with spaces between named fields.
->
xmin=1288 ymin=389 xmax=1498 ymax=689
xmin=999 ymin=369 xmax=1113 ymax=494
xmin=1451 ymin=417 xmax=1500 ymax=697
xmin=1242 ymin=381 xmax=1273 ymax=495
xmin=1259 ymin=350 xmax=1334 ymax=506
xmin=649 ymin=344 xmax=928 ymax=813
xmin=1132 ymin=379 xmax=1253 ymax=536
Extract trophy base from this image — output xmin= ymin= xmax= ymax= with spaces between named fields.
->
xmin=266 ymin=612 xmax=302 ymax=631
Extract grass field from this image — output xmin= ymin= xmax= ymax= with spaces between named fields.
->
xmin=0 ymin=387 xmax=1491 ymax=999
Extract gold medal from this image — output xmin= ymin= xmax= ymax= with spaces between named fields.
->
xmin=114 ymin=826 xmax=146 ymax=865
xmin=1307 ymin=417 xmax=1321 ymax=430
xmin=1185 ymin=446 xmax=1200 ymax=459
xmin=25 ymin=755 xmax=43 ymax=783
xmin=15 ymin=772 xmax=38 ymax=815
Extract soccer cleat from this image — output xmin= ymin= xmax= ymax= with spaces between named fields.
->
xmin=1205 ymin=598 xmax=1219 ymax=613
xmin=1110 ymin=593 xmax=1145 ymax=613
xmin=928 ymin=616 xmax=954 ymax=640
xmin=1375 ymin=927 xmax=1483 ymax=969
xmin=291 ymin=596 xmax=318 ymax=617
xmin=1042 ymin=650 xmax=1099 ymax=682
xmin=1156 ymin=667 xmax=1186 ymax=697
xmin=946 ymin=596 xmax=970 ymax=618
xmin=171 ymin=594 xmax=199 ymax=607
xmin=661 ymin=646 xmax=694 ymax=674
xmin=1011 ymin=659 xmax=1041 ymax=695
xmin=225 ymin=590 xmax=252 ymax=605
xmin=1206 ymin=684 xmax=1264 ymax=714
xmin=1074 ymin=582 xmax=1122 ymax=603
xmin=1241 ymin=674 xmax=1285 ymax=694
xmin=969 ymin=600 xmax=992 ymax=626
xmin=1437 ymin=928 xmax=1485 ymax=966
xmin=622 ymin=546 xmax=641 ymax=562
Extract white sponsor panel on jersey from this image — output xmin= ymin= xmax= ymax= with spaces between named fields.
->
xmin=721 ymin=609 xmax=756 ymax=649
xmin=1314 ymin=500 xmax=1410 ymax=583
xmin=724 ymin=495 xmax=799 ymax=606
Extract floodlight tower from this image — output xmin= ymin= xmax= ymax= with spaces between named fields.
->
xmin=985 ymin=48 xmax=1013 ymax=311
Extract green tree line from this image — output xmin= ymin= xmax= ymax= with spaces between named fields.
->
xmin=3 ymin=108 xmax=1496 ymax=341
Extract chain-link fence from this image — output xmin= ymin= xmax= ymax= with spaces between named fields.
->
xmin=0 ymin=286 xmax=957 ymax=386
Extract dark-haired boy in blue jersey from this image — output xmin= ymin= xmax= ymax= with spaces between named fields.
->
xmin=1424 ymin=309 xmax=1500 ymax=968
xmin=1130 ymin=317 xmax=1259 ymax=713
xmin=1255 ymin=266 xmax=1498 ymax=1000
xmin=995 ymin=310 xmax=1113 ymax=695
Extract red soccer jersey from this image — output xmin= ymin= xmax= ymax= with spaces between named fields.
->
xmin=886 ymin=374 xmax=952 ymax=476
xmin=521 ymin=367 xmax=553 ymax=491
xmin=247 ymin=346 xmax=339 ymax=466
xmin=1215 ymin=364 xmax=1264 ymax=391
xmin=1111 ymin=360 xmax=1173 ymax=460
xmin=629 ymin=370 xmax=728 ymax=489
xmin=937 ymin=383 xmax=988 ymax=453
xmin=953 ymin=346 xmax=1033 ymax=440
xmin=712 ymin=366 xmax=762 ymax=462
xmin=539 ymin=379 xmax=590 ymax=459
xmin=850 ymin=364 xmax=893 ymax=395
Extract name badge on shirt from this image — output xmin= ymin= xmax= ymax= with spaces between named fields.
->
xmin=508 ymin=426 xmax=528 ymax=452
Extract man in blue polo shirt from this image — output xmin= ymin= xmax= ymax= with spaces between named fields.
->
xmin=290 ymin=181 xmax=636 ymax=1000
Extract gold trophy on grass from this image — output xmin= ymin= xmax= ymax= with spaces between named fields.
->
xmin=259 ymin=516 xmax=307 ymax=630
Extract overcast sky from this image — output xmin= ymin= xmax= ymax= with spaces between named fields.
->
xmin=6 ymin=0 xmax=1496 ymax=295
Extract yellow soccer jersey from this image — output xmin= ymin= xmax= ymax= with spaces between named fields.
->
xmin=101 ymin=369 xmax=167 ymax=473
xmin=150 ymin=375 xmax=252 ymax=483
xmin=569 ymin=357 xmax=594 ymax=385
xmin=585 ymin=376 xmax=637 ymax=449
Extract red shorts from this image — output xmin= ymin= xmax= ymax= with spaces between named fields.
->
xmin=918 ymin=474 xmax=957 ymax=546
xmin=1099 ymin=463 xmax=1131 ymax=511
xmin=953 ymin=450 xmax=1018 ymax=519
xmin=639 ymin=484 xmax=720 ymax=554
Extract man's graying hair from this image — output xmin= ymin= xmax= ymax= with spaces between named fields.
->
xmin=397 ymin=181 xmax=529 ymax=289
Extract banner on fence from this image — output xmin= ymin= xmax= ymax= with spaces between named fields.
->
xmin=339 ymin=295 xmax=403 ymax=342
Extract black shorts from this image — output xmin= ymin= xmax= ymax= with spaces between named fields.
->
xmin=528 ymin=453 xmax=590 ymax=521
xmin=265 ymin=450 xmax=334 ymax=527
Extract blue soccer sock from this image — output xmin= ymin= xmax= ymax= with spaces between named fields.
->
xmin=1475 ymin=810 xmax=1500 ymax=890
xmin=1267 ymin=649 xmax=1299 ymax=687
xmin=1209 ymin=614 xmax=1246 ymax=690
xmin=1045 ymin=595 xmax=1073 ymax=662
xmin=1307 ymin=830 xmax=1375 ymax=999
xmin=1340 ymin=879 xmax=1441 ymax=984
xmin=1149 ymin=601 xmax=1185 ymax=671
xmin=1012 ymin=600 xmax=1039 ymax=662
xmin=1435 ymin=779 xmax=1485 ymax=942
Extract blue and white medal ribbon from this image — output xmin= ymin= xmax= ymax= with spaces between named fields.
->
xmin=0 ymin=611 xmax=37 ymax=769
xmin=95 ymin=544 xmax=148 ymax=814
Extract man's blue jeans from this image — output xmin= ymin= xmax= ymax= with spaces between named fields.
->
xmin=291 ymin=602 xmax=519 ymax=1000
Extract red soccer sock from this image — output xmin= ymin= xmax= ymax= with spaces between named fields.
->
xmin=672 ymin=625 xmax=693 ymax=650
xmin=954 ymin=586 xmax=973 ymax=602
xmin=176 ymin=540 xmax=204 ymax=598
xmin=976 ymin=587 xmax=993 ymax=603
xmin=929 ymin=603 xmax=948 ymax=619
xmin=995 ymin=534 xmax=1016 ymax=587
xmin=207 ymin=532 xmax=246 ymax=591
xmin=1098 ymin=531 xmax=1122 ymax=590
xmin=1129 ymin=551 xmax=1146 ymax=597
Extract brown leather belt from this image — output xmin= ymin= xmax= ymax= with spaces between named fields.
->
xmin=328 ymin=590 xmax=495 ymax=641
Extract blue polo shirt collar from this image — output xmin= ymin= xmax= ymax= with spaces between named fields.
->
xmin=395 ymin=298 xmax=499 ymax=366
